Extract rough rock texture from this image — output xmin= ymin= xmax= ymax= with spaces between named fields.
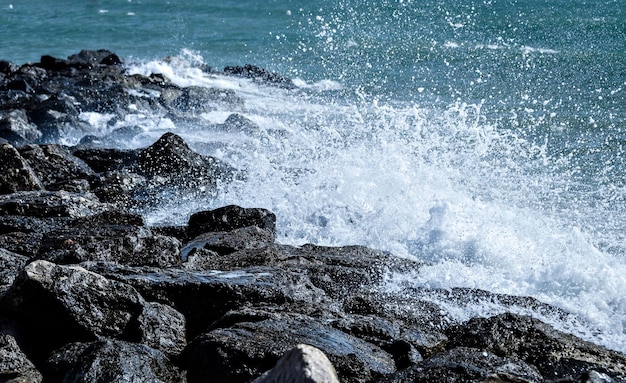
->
xmin=2 ymin=260 xmax=145 ymax=361
xmin=187 ymin=204 xmax=277 ymax=238
xmin=223 ymin=64 xmax=296 ymax=89
xmin=135 ymin=301 xmax=187 ymax=358
xmin=45 ymin=339 xmax=184 ymax=383
xmin=378 ymin=346 xmax=544 ymax=383
xmin=0 ymin=51 xmax=624 ymax=383
xmin=445 ymin=313 xmax=626 ymax=380
xmin=0 ymin=142 xmax=43 ymax=194
xmin=253 ymin=344 xmax=340 ymax=383
xmin=0 ymin=334 xmax=42 ymax=383
xmin=184 ymin=310 xmax=396 ymax=383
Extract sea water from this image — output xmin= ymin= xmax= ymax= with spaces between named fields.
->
xmin=2 ymin=0 xmax=626 ymax=353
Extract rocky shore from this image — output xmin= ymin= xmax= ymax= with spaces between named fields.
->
xmin=0 ymin=50 xmax=625 ymax=382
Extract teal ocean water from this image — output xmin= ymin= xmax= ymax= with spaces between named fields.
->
xmin=2 ymin=0 xmax=626 ymax=352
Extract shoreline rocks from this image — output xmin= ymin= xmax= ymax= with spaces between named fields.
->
xmin=0 ymin=51 xmax=625 ymax=382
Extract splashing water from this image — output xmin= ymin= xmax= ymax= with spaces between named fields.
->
xmin=118 ymin=53 xmax=626 ymax=352
xmin=4 ymin=0 xmax=624 ymax=353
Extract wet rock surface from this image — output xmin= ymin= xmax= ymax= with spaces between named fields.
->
xmin=0 ymin=51 xmax=624 ymax=383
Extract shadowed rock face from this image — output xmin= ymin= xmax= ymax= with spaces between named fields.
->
xmin=45 ymin=339 xmax=184 ymax=383
xmin=0 ymin=51 xmax=624 ymax=383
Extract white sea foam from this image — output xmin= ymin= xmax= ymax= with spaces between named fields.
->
xmin=443 ymin=41 xmax=460 ymax=48
xmin=117 ymin=54 xmax=626 ymax=353
xmin=292 ymin=78 xmax=343 ymax=91
xmin=520 ymin=46 xmax=560 ymax=55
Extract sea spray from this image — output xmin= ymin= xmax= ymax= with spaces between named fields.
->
xmin=122 ymin=54 xmax=626 ymax=352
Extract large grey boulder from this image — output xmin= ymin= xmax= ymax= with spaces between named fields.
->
xmin=1 ymin=260 xmax=144 ymax=361
xmin=253 ymin=344 xmax=339 ymax=383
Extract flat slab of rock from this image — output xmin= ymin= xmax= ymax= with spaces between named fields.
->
xmin=82 ymin=261 xmax=329 ymax=339
xmin=0 ymin=191 xmax=106 ymax=218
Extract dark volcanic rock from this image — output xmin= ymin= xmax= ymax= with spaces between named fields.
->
xmin=0 ymin=109 xmax=41 ymax=145
xmin=0 ymin=248 xmax=29 ymax=290
xmin=187 ymin=204 xmax=276 ymax=238
xmin=0 ymin=334 xmax=42 ymax=383
xmin=38 ymin=211 xmax=181 ymax=267
xmin=0 ymin=142 xmax=43 ymax=194
xmin=67 ymin=49 xmax=123 ymax=67
xmin=45 ymin=339 xmax=183 ymax=383
xmin=182 ymin=226 xmax=276 ymax=259
xmin=81 ymin=261 xmax=329 ymax=340
xmin=17 ymin=143 xmax=96 ymax=191
xmin=446 ymin=313 xmax=626 ymax=381
xmin=378 ymin=346 xmax=543 ymax=383
xmin=0 ymin=232 xmax=43 ymax=258
xmin=72 ymin=147 xmax=138 ymax=173
xmin=180 ymin=243 xmax=417 ymax=300
xmin=0 ymin=190 xmax=106 ymax=218
xmin=134 ymin=301 xmax=187 ymax=358
xmin=184 ymin=310 xmax=395 ymax=383
xmin=160 ymin=85 xmax=242 ymax=115
xmin=223 ymin=64 xmax=296 ymax=89
xmin=136 ymin=132 xmax=231 ymax=183
xmin=1 ymin=260 xmax=144 ymax=362
xmin=0 ymin=215 xmax=69 ymax=257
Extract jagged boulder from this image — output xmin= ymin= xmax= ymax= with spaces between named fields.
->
xmin=184 ymin=310 xmax=395 ymax=383
xmin=187 ymin=205 xmax=276 ymax=238
xmin=378 ymin=346 xmax=543 ymax=383
xmin=45 ymin=339 xmax=183 ymax=383
xmin=136 ymin=132 xmax=231 ymax=182
xmin=0 ymin=142 xmax=43 ymax=194
xmin=0 ymin=334 xmax=42 ymax=383
xmin=17 ymin=143 xmax=96 ymax=191
xmin=446 ymin=313 xmax=626 ymax=381
xmin=134 ymin=301 xmax=187 ymax=358
xmin=1 ymin=260 xmax=144 ymax=362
